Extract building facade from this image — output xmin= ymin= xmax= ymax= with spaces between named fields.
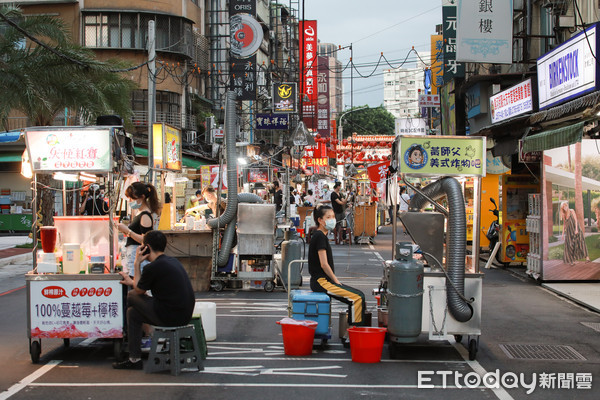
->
xmin=383 ymin=53 xmax=429 ymax=119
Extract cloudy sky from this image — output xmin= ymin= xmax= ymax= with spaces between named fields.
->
xmin=303 ymin=0 xmax=443 ymax=108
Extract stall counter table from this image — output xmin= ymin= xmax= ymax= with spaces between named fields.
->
xmin=161 ymin=229 xmax=214 ymax=292
xmin=353 ymin=203 xmax=378 ymax=238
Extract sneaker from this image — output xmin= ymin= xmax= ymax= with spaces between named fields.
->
xmin=141 ymin=337 xmax=152 ymax=352
xmin=112 ymin=359 xmax=143 ymax=370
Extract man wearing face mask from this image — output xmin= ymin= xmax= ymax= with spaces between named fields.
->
xmin=308 ymin=205 xmax=367 ymax=338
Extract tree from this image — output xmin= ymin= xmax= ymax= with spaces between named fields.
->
xmin=0 ymin=5 xmax=137 ymax=226
xmin=337 ymin=106 xmax=395 ymax=138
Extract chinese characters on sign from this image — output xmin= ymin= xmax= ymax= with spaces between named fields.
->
xmin=317 ymin=56 xmax=330 ymax=138
xmin=301 ymin=157 xmax=328 ymax=167
xmin=229 ymin=0 xmax=259 ymax=100
xmin=430 ymin=34 xmax=444 ymax=94
xmin=367 ymin=161 xmax=391 ymax=183
xmin=395 ymin=118 xmax=428 ymax=136
xmin=456 ymin=0 xmax=512 ymax=64
xmin=30 ymin=280 xmax=123 ymax=338
xmin=255 ymin=113 xmax=289 ymax=130
xmin=442 ymin=1 xmax=465 ymax=83
xmin=418 ymin=94 xmax=441 ymax=108
xmin=399 ymin=136 xmax=486 ymax=177
xmin=273 ymin=83 xmax=297 ymax=113
xmin=300 ymin=20 xmax=318 ymax=130
xmin=25 ymin=129 xmax=111 ymax=172
xmin=490 ymin=79 xmax=534 ymax=124
xmin=230 ymin=56 xmax=257 ymax=100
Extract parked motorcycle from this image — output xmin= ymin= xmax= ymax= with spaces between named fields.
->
xmin=485 ymin=197 xmax=502 ymax=264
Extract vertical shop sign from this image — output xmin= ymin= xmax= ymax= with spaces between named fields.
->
xmin=273 ymin=82 xmax=297 ymax=113
xmin=229 ymin=0 xmax=261 ymax=100
xmin=317 ymin=56 xmax=330 ymax=138
xmin=299 ymin=20 xmax=318 ymax=130
xmin=442 ymin=0 xmax=465 ymax=83
xmin=430 ymin=34 xmax=444 ymax=94
xmin=456 ymin=0 xmax=513 ymax=64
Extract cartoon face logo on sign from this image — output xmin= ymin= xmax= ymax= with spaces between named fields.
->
xmin=404 ymin=144 xmax=428 ymax=169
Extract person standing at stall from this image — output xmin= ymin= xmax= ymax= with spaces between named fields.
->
xmin=80 ymin=184 xmax=109 ymax=215
xmin=308 ymin=206 xmax=366 ymax=330
xmin=117 ymin=182 xmax=161 ymax=278
xmin=330 ymin=182 xmax=347 ymax=238
xmin=113 ymin=230 xmax=195 ymax=370
xmin=272 ymin=181 xmax=283 ymax=213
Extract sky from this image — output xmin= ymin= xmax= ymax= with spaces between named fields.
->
xmin=303 ymin=0 xmax=443 ymax=108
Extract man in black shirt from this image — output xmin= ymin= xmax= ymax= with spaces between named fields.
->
xmin=79 ymin=187 xmax=108 ymax=215
xmin=113 ymin=230 xmax=195 ymax=370
xmin=272 ymin=181 xmax=283 ymax=212
xmin=330 ymin=182 xmax=347 ymax=238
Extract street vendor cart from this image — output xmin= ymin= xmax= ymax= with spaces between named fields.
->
xmin=23 ymin=125 xmax=133 ymax=363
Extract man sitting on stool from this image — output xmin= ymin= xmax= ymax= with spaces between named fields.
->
xmin=113 ymin=230 xmax=195 ymax=370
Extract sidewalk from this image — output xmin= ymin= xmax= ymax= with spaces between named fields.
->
xmin=0 ymin=236 xmax=33 ymax=267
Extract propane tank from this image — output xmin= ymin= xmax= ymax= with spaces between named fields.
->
xmin=387 ymin=241 xmax=424 ymax=343
xmin=281 ymin=239 xmax=302 ymax=288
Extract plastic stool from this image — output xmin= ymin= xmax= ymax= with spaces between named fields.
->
xmin=145 ymin=325 xmax=204 ymax=375
xmin=188 ymin=316 xmax=208 ymax=359
xmin=336 ymin=227 xmax=352 ymax=245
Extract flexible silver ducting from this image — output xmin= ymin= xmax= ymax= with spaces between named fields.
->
xmin=409 ymin=177 xmax=473 ymax=322
xmin=208 ymin=91 xmax=238 ymax=229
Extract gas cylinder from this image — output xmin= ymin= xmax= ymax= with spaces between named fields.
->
xmin=281 ymin=239 xmax=302 ymax=288
xmin=387 ymin=242 xmax=424 ymax=343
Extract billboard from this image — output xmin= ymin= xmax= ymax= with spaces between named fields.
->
xmin=229 ymin=0 xmax=260 ymax=100
xmin=430 ymin=35 xmax=444 ymax=94
xmin=456 ymin=0 xmax=513 ymax=64
xmin=299 ymin=20 xmax=318 ymax=129
xmin=316 ymin=56 xmax=330 ymax=138
xmin=442 ymin=0 xmax=465 ymax=83
xmin=537 ymin=23 xmax=599 ymax=110
xmin=490 ymin=79 xmax=534 ymax=124
xmin=540 ymin=140 xmax=600 ymax=281
xmin=273 ymin=83 xmax=297 ymax=113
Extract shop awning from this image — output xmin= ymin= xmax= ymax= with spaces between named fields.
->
xmin=522 ymin=122 xmax=584 ymax=153
xmin=0 ymin=152 xmax=22 ymax=162
xmin=133 ymin=146 xmax=210 ymax=169
xmin=545 ymin=165 xmax=600 ymax=191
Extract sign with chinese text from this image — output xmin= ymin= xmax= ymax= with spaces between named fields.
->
xmin=29 ymin=279 xmax=123 ymax=339
xmin=486 ymin=150 xmax=510 ymax=174
xmin=164 ymin=124 xmax=182 ymax=171
xmin=490 ymin=79 xmax=534 ymax=124
xmin=399 ymin=136 xmax=486 ymax=177
xmin=229 ymin=0 xmax=258 ymax=100
xmin=456 ymin=0 xmax=513 ymax=64
xmin=367 ymin=161 xmax=391 ymax=183
xmin=395 ymin=118 xmax=427 ymax=136
xmin=255 ymin=113 xmax=289 ymax=130
xmin=247 ymin=168 xmax=269 ymax=183
xmin=25 ymin=128 xmax=111 ymax=172
xmin=537 ymin=23 xmax=599 ymax=110
xmin=273 ymin=83 xmax=297 ymax=113
xmin=430 ymin=34 xmax=444 ymax=94
xmin=317 ymin=56 xmax=331 ymax=138
xmin=301 ymin=158 xmax=328 ymax=167
xmin=442 ymin=1 xmax=465 ymax=83
xmin=230 ymin=55 xmax=257 ymax=100
xmin=418 ymin=94 xmax=440 ymax=108
xmin=300 ymin=20 xmax=318 ymax=129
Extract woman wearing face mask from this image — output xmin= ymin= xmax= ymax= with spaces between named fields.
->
xmin=118 ymin=182 xmax=161 ymax=279
xmin=308 ymin=206 xmax=367 ymax=331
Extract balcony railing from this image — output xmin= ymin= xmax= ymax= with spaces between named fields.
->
xmin=131 ymin=111 xmax=197 ymax=130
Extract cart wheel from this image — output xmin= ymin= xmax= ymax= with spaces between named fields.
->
xmin=212 ymin=281 xmax=224 ymax=292
xmin=30 ymin=340 xmax=41 ymax=364
xmin=113 ymin=339 xmax=125 ymax=361
xmin=264 ymin=280 xmax=275 ymax=292
xmin=454 ymin=335 xmax=463 ymax=344
xmin=63 ymin=338 xmax=70 ymax=348
xmin=468 ymin=338 xmax=478 ymax=361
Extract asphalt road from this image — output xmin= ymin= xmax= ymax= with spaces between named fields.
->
xmin=0 ymin=225 xmax=598 ymax=400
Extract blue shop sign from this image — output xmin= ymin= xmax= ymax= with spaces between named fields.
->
xmin=255 ymin=113 xmax=289 ymax=130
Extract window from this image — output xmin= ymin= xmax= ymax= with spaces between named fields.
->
xmin=131 ymin=90 xmax=181 ymax=114
xmin=82 ymin=11 xmax=192 ymax=56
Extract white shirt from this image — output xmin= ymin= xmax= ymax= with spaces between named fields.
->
xmin=399 ymin=193 xmax=410 ymax=212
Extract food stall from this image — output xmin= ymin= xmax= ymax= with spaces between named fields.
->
xmin=23 ymin=125 xmax=133 ymax=363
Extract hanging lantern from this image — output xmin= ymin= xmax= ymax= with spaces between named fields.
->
xmin=342 ymin=139 xmax=348 ymax=147
xmin=315 ymin=133 xmax=321 ymax=142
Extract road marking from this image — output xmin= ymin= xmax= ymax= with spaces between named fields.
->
xmin=452 ymin=340 xmax=514 ymax=400
xmin=0 ymin=360 xmax=62 ymax=400
xmin=202 ymin=365 xmax=346 ymax=378
xmin=0 ymin=285 xmax=25 ymax=297
xmin=207 ymin=356 xmax=466 ymax=363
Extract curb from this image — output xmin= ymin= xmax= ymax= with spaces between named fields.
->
xmin=0 ymin=252 xmax=32 ymax=268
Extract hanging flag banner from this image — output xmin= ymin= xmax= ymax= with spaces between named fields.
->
xmin=317 ymin=56 xmax=331 ymax=138
xmin=367 ymin=161 xmax=391 ymax=183
xmin=442 ymin=0 xmax=465 ymax=83
xmin=299 ymin=20 xmax=318 ymax=130
xmin=456 ymin=0 xmax=513 ymax=64
xmin=229 ymin=0 xmax=259 ymax=100
xmin=399 ymin=136 xmax=486 ymax=177
xmin=430 ymin=34 xmax=444 ymax=94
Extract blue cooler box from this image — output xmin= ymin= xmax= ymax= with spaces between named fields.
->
xmin=291 ymin=290 xmax=331 ymax=336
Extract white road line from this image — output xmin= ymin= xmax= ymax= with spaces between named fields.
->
xmin=452 ymin=340 xmax=514 ymax=400
xmin=27 ymin=382 xmax=495 ymax=390
xmin=0 ymin=360 xmax=62 ymax=400
xmin=208 ymin=356 xmax=466 ymax=363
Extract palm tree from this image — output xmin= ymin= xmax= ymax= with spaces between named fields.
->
xmin=0 ymin=5 xmax=137 ymax=225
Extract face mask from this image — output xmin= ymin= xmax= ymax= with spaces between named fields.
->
xmin=130 ymin=199 xmax=142 ymax=209
xmin=324 ymin=218 xmax=336 ymax=231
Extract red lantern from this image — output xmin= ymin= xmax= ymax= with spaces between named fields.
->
xmin=342 ymin=139 xmax=348 ymax=147
xmin=315 ymin=133 xmax=321 ymax=142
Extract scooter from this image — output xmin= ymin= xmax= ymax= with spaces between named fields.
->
xmin=485 ymin=198 xmax=502 ymax=264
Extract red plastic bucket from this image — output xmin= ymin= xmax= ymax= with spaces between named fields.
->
xmin=277 ymin=318 xmax=318 ymax=356
xmin=347 ymin=326 xmax=387 ymax=363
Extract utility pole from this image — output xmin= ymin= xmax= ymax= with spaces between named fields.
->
xmin=147 ymin=20 xmax=156 ymax=182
